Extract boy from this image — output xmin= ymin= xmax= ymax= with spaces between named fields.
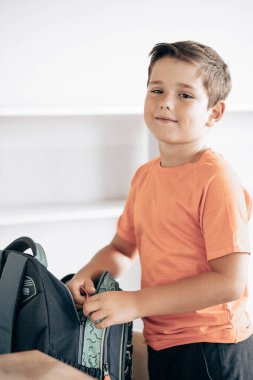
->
xmin=68 ymin=41 xmax=253 ymax=379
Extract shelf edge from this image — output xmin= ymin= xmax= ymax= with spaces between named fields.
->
xmin=0 ymin=202 xmax=125 ymax=226
xmin=1 ymin=104 xmax=252 ymax=117
xmin=0 ymin=106 xmax=144 ymax=117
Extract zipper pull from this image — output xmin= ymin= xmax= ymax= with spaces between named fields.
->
xmin=80 ymin=286 xmax=90 ymax=299
xmin=103 ymin=363 xmax=111 ymax=380
xmin=80 ymin=315 xmax=86 ymax=325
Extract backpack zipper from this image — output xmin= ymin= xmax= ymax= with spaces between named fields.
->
xmin=100 ymin=327 xmax=111 ymax=380
xmin=64 ymin=283 xmax=81 ymax=322
xmin=78 ymin=316 xmax=86 ymax=365
xmin=64 ymin=281 xmax=87 ymax=366
xmin=103 ymin=363 xmax=111 ymax=380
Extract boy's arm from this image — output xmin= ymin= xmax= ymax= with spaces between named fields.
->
xmin=67 ymin=233 xmax=137 ymax=307
xmin=136 ymin=251 xmax=249 ymax=316
xmin=83 ymin=251 xmax=249 ymax=328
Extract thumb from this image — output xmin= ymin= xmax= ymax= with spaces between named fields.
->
xmin=82 ymin=279 xmax=96 ymax=295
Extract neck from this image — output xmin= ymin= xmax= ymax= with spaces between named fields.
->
xmin=159 ymin=140 xmax=209 ymax=168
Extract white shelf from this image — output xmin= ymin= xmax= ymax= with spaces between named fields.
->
xmin=1 ymin=104 xmax=253 ymax=117
xmin=0 ymin=104 xmax=252 ymax=117
xmin=0 ymin=200 xmax=125 ymax=226
xmin=225 ymin=104 xmax=253 ymax=112
xmin=0 ymin=106 xmax=143 ymax=117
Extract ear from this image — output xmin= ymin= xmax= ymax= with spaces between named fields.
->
xmin=206 ymin=100 xmax=226 ymax=128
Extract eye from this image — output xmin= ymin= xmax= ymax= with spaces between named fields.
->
xmin=179 ymin=93 xmax=193 ymax=99
xmin=150 ymin=89 xmax=163 ymax=94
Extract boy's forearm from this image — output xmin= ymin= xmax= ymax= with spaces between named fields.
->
xmin=81 ymin=268 xmax=243 ymax=329
xmin=75 ymin=243 xmax=134 ymax=281
xmin=135 ymin=270 xmax=241 ymax=318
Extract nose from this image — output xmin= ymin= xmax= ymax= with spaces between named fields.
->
xmin=159 ymin=94 xmax=174 ymax=110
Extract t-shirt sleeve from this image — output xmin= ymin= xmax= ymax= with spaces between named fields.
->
xmin=200 ymin=167 xmax=251 ymax=261
xmin=117 ymin=174 xmax=137 ymax=245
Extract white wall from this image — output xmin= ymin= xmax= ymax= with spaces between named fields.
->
xmin=1 ymin=0 xmax=253 ymax=327
xmin=1 ymin=0 xmax=253 ymax=109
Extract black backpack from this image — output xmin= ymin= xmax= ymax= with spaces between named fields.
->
xmin=0 ymin=237 xmax=132 ymax=380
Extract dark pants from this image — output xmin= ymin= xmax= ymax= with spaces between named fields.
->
xmin=148 ymin=335 xmax=253 ymax=380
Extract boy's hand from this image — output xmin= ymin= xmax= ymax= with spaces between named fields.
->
xmin=67 ymin=274 xmax=96 ymax=309
xmin=83 ymin=291 xmax=139 ymax=328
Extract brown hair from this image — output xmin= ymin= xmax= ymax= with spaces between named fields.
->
xmin=147 ymin=41 xmax=231 ymax=108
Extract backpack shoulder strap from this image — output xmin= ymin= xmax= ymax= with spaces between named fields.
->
xmin=0 ymin=251 xmax=4 ymax=270
xmin=0 ymin=252 xmax=28 ymax=354
xmin=4 ymin=237 xmax=47 ymax=268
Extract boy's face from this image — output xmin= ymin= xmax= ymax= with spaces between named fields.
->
xmin=144 ymin=57 xmax=214 ymax=145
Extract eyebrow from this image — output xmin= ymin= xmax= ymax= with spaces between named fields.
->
xmin=149 ymin=80 xmax=198 ymax=91
xmin=148 ymin=80 xmax=164 ymax=85
xmin=175 ymin=82 xmax=197 ymax=90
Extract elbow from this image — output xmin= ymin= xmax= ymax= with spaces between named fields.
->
xmin=223 ymin=280 xmax=246 ymax=303
xmin=230 ymin=286 xmax=246 ymax=302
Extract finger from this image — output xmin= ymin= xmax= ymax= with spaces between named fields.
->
xmin=70 ymin=281 xmax=95 ymax=305
xmin=68 ymin=287 xmax=86 ymax=306
xmin=85 ymin=293 xmax=100 ymax=301
xmin=82 ymin=279 xmax=96 ymax=294
xmin=83 ymin=300 xmax=100 ymax=317
xmin=89 ymin=310 xmax=106 ymax=323
xmin=80 ymin=286 xmax=90 ymax=299
xmin=95 ymin=317 xmax=112 ymax=330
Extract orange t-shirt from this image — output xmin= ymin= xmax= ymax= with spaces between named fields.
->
xmin=117 ymin=149 xmax=253 ymax=350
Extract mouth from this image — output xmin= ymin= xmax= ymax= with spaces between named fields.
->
xmin=155 ymin=116 xmax=177 ymax=123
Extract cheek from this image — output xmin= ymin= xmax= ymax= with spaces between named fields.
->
xmin=180 ymin=104 xmax=202 ymax=121
xmin=144 ymin=97 xmax=152 ymax=121
xmin=182 ymin=111 xmax=209 ymax=132
xmin=144 ymin=95 xmax=149 ymax=109
xmin=144 ymin=111 xmax=150 ymax=128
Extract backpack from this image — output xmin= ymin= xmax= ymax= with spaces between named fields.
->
xmin=0 ymin=237 xmax=132 ymax=380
